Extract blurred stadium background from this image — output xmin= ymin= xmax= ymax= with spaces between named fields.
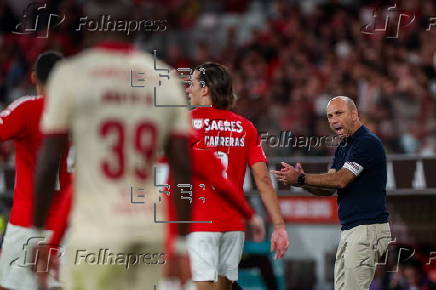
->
xmin=0 ymin=0 xmax=435 ymax=289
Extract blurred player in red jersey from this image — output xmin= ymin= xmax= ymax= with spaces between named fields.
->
xmin=32 ymin=1 xmax=192 ymax=290
xmin=186 ymin=62 xmax=289 ymax=290
xmin=0 ymin=52 xmax=72 ymax=290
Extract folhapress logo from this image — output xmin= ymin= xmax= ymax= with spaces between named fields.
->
xmin=9 ymin=236 xmax=63 ymax=272
xmin=361 ymin=3 xmax=436 ymax=38
xmin=12 ymin=2 xmax=65 ymax=38
xmin=361 ymin=4 xmax=415 ymax=38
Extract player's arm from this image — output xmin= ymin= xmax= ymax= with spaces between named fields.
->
xmin=165 ymin=136 xmax=192 ymax=237
xmin=33 ymin=62 xmax=73 ymax=230
xmin=164 ymin=76 xmax=193 ymax=237
xmin=48 ymin=187 xmax=72 ymax=245
xmin=251 ymin=162 xmax=289 ymax=258
xmin=195 ymin=150 xmax=254 ymax=219
xmin=0 ymin=98 xmax=30 ymax=141
xmin=34 ymin=134 xmax=68 ymax=229
xmin=247 ymin=123 xmax=288 ymax=258
xmin=208 ymin=177 xmax=254 ymax=220
xmin=251 ymin=162 xmax=285 ymax=227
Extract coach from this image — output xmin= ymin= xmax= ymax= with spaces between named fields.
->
xmin=273 ymin=96 xmax=391 ymax=290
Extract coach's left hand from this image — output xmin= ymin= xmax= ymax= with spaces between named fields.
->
xmin=272 ymin=162 xmax=299 ymax=185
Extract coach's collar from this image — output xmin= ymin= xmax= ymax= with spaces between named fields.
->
xmin=348 ymin=125 xmax=366 ymax=142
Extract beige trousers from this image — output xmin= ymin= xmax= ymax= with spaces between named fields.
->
xmin=334 ymin=223 xmax=391 ymax=290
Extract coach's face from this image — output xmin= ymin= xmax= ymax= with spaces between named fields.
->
xmin=327 ymin=99 xmax=358 ymax=138
xmin=186 ymin=70 xmax=207 ymax=106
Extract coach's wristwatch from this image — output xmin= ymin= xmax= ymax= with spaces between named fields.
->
xmin=297 ymin=173 xmax=306 ymax=186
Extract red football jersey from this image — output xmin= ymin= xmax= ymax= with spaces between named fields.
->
xmin=0 ymin=96 xmax=72 ymax=229
xmin=165 ymin=146 xmax=255 ymax=255
xmin=189 ymin=107 xmax=267 ymax=231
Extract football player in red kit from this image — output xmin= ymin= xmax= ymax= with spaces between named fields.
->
xmin=186 ymin=62 xmax=289 ymax=290
xmin=0 ymin=51 xmax=72 ymax=290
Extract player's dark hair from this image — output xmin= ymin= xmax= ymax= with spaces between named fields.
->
xmin=195 ymin=62 xmax=236 ymax=110
xmin=35 ymin=51 xmax=63 ymax=85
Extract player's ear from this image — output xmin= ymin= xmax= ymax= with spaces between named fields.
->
xmin=201 ymin=84 xmax=209 ymax=97
xmin=30 ymin=71 xmax=37 ymax=85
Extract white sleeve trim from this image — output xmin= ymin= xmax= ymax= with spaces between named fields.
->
xmin=343 ymin=161 xmax=364 ymax=176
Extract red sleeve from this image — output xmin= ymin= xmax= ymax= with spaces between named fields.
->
xmin=0 ymin=97 xmax=30 ymax=141
xmin=246 ymin=121 xmax=268 ymax=166
xmin=195 ymin=150 xmax=255 ymax=219
xmin=48 ymin=187 xmax=72 ymax=245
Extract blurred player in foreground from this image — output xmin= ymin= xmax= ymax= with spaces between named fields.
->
xmin=187 ymin=62 xmax=289 ymax=290
xmin=35 ymin=134 xmax=264 ymax=290
xmin=32 ymin=185 xmax=72 ymax=289
xmin=0 ymin=51 xmax=72 ymax=290
xmin=32 ymin=1 xmax=192 ymax=290
xmin=273 ymin=96 xmax=391 ymax=290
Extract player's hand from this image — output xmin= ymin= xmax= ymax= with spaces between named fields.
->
xmin=271 ymin=225 xmax=289 ymax=259
xmin=165 ymin=253 xmax=191 ymax=286
xmin=31 ymin=244 xmax=60 ymax=289
xmin=247 ymin=214 xmax=265 ymax=242
xmin=165 ymin=237 xmax=191 ymax=286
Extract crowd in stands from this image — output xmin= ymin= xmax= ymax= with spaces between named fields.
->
xmin=0 ymin=0 xmax=435 ymax=158
xmin=0 ymin=0 xmax=435 ymax=289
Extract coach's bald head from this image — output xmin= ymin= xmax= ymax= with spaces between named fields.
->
xmin=326 ymin=96 xmax=362 ymax=139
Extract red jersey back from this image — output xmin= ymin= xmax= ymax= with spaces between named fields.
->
xmin=190 ymin=107 xmax=267 ymax=231
xmin=0 ymin=96 xmax=72 ymax=229
xmin=191 ymin=107 xmax=267 ymax=190
xmin=165 ymin=146 xmax=255 ymax=254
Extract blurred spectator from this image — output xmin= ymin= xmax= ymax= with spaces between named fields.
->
xmin=389 ymin=258 xmax=436 ymax=290
xmin=0 ymin=0 xmax=434 ymax=158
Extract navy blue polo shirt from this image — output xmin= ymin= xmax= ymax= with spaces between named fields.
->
xmin=331 ymin=125 xmax=389 ymax=230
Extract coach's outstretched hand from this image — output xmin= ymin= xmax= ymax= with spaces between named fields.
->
xmin=272 ymin=162 xmax=301 ymax=186
xmin=271 ymin=225 xmax=289 ymax=259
